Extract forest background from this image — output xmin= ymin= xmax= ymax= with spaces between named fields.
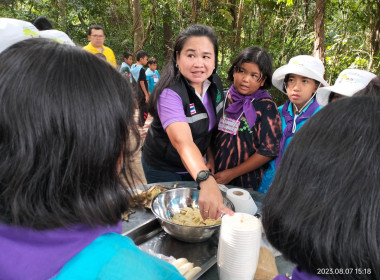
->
xmin=2 ymin=0 xmax=379 ymax=104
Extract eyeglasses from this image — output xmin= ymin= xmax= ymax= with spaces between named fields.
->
xmin=91 ymin=35 xmax=105 ymax=38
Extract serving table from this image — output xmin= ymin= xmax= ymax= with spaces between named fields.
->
xmin=121 ymin=181 xmax=294 ymax=279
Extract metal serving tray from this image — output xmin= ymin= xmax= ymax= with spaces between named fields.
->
xmin=122 ymin=206 xmax=218 ymax=280
xmin=121 ymin=182 xmax=267 ymax=279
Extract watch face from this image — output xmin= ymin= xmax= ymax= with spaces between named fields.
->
xmin=198 ymin=171 xmax=209 ymax=181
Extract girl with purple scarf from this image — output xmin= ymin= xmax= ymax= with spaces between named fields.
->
xmin=259 ymin=55 xmax=329 ymax=193
xmin=213 ymin=47 xmax=282 ymax=190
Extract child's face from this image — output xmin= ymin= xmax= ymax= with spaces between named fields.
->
xmin=125 ymin=56 xmax=133 ymax=66
xmin=140 ymin=56 xmax=148 ymax=65
xmin=233 ymin=62 xmax=265 ymax=96
xmin=286 ymin=74 xmax=319 ymax=108
xmin=149 ymin=63 xmax=157 ymax=71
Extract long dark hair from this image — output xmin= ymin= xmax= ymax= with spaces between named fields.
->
xmin=148 ymin=25 xmax=218 ymax=117
xmin=262 ymin=96 xmax=380 ymax=279
xmin=0 ymin=39 xmax=140 ymax=229
xmin=228 ymin=46 xmax=273 ymax=90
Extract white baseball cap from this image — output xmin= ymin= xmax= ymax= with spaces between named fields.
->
xmin=0 ymin=18 xmax=40 ymax=53
xmin=272 ymin=55 xmax=329 ymax=94
xmin=316 ymin=69 xmax=376 ymax=106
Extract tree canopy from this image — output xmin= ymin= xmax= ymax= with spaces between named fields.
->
xmin=2 ymin=0 xmax=379 ymax=104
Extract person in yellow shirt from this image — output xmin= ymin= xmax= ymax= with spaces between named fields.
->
xmin=83 ymin=25 xmax=116 ymax=67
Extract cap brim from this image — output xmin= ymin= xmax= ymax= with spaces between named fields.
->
xmin=316 ymin=87 xmax=331 ymax=106
xmin=272 ymin=64 xmax=329 ymax=94
xmin=316 ymin=83 xmax=369 ymax=106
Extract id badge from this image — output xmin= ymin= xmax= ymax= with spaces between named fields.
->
xmin=218 ymin=116 xmax=240 ymax=135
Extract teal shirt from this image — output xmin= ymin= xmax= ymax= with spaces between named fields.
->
xmin=258 ymin=101 xmax=322 ymax=193
xmin=146 ymin=69 xmax=160 ymax=93
xmin=54 ymin=233 xmax=185 ymax=280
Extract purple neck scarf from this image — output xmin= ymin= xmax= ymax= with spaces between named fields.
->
xmin=0 ymin=221 xmax=121 ymax=280
xmin=225 ymin=85 xmax=272 ymax=129
xmin=273 ymin=266 xmax=326 ymax=280
xmin=275 ymin=99 xmax=319 ymax=168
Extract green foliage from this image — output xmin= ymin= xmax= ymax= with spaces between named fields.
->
xmin=1 ymin=0 xmax=378 ymax=106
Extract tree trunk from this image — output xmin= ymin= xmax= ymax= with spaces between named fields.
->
xmin=190 ymin=0 xmax=198 ymax=24
xmin=163 ymin=2 xmax=173 ymax=59
xmin=110 ymin=0 xmax=123 ymax=40
xmin=303 ymin=0 xmax=310 ymax=31
xmin=229 ymin=0 xmax=237 ymax=52
xmin=132 ymin=0 xmax=144 ymax=53
xmin=57 ymin=0 xmax=67 ymax=32
xmin=313 ymin=0 xmax=326 ymax=61
xmin=369 ymin=1 xmax=380 ymax=70
xmin=256 ymin=3 xmax=265 ymax=46
xmin=234 ymin=0 xmax=244 ymax=49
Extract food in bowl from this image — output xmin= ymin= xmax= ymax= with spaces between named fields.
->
xmin=151 ymin=187 xmax=234 ymax=242
xmin=170 ymin=207 xmax=221 ymax=226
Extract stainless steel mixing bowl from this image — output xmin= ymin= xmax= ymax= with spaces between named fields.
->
xmin=151 ymin=187 xmax=235 ymax=243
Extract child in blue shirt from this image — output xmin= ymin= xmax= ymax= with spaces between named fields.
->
xmin=146 ymin=57 xmax=160 ymax=93
xmin=259 ymin=55 xmax=329 ymax=193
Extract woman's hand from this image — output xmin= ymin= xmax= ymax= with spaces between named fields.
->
xmin=198 ymin=176 xmax=234 ymax=220
xmin=166 ymin=122 xmax=233 ymax=220
xmin=214 ymin=169 xmax=234 ymax=185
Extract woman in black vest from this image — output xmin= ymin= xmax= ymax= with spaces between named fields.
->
xmin=142 ymin=25 xmax=233 ymax=220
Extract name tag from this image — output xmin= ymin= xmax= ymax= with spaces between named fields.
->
xmin=218 ymin=116 xmax=240 ymax=135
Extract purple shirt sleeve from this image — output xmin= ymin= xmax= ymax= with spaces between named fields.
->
xmin=157 ymin=89 xmax=188 ymax=130
xmin=157 ymin=88 xmax=216 ymax=131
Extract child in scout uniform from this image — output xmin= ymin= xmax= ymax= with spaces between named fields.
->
xmin=213 ymin=46 xmax=282 ymax=191
xmin=259 ymin=55 xmax=329 ymax=193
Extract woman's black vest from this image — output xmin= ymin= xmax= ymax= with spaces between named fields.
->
xmin=142 ymin=74 xmax=224 ymax=172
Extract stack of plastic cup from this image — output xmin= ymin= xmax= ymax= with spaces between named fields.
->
xmin=217 ymin=213 xmax=262 ymax=280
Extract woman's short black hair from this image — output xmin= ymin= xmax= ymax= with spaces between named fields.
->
xmin=262 ymin=96 xmax=380 ymax=279
xmin=0 ymin=39 xmax=140 ymax=230
xmin=227 ymin=46 xmax=272 ymax=90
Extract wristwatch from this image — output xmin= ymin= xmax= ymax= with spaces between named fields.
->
xmin=196 ymin=170 xmax=214 ymax=189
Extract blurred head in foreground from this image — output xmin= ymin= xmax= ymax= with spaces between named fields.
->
xmin=262 ymin=96 xmax=380 ymax=279
xmin=0 ymin=38 xmax=140 ymax=230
